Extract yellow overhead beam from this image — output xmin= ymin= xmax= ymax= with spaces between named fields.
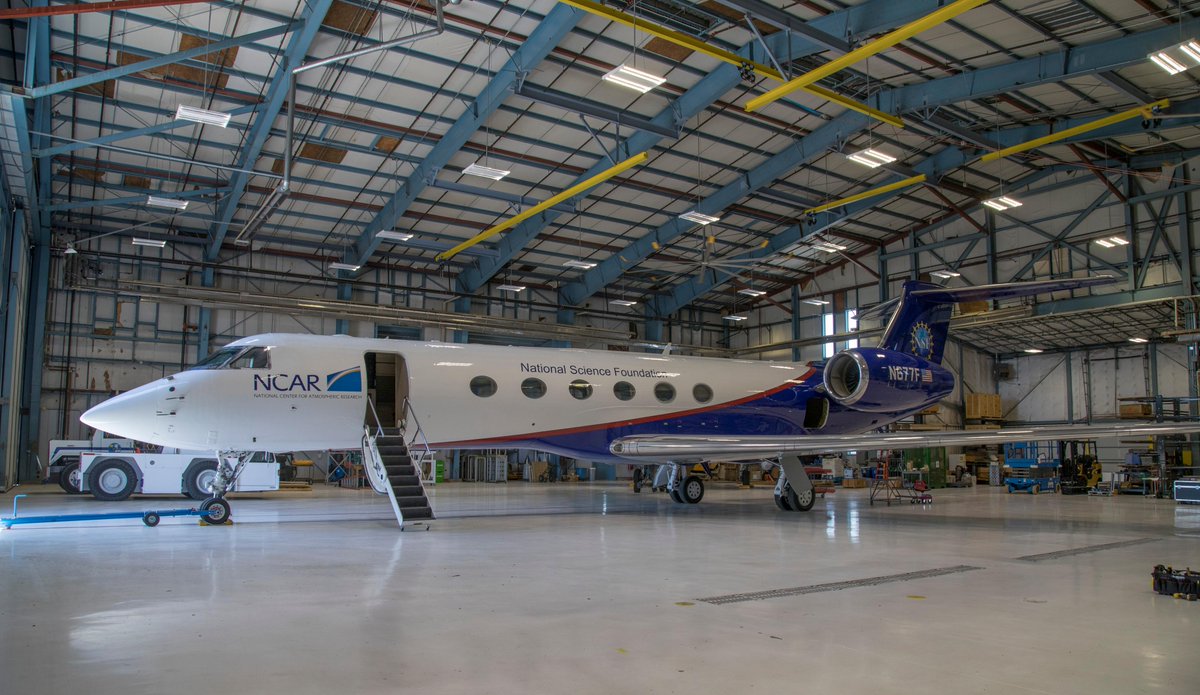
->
xmin=556 ymin=0 xmax=903 ymax=128
xmin=435 ymin=151 xmax=649 ymax=261
xmin=804 ymin=174 xmax=927 ymax=215
xmin=745 ymin=0 xmax=991 ymax=113
xmin=980 ymin=99 xmax=1170 ymax=162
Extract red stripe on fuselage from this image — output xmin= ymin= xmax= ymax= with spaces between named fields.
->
xmin=428 ymin=367 xmax=817 ymax=449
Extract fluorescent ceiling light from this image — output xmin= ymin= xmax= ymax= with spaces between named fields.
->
xmin=462 ymin=162 xmax=510 ymax=181
xmin=1129 ymin=337 xmax=1149 ymax=343
xmin=601 ymin=63 xmax=666 ymax=93
xmin=146 ymin=195 xmax=188 ymax=210
xmin=329 ymin=262 xmax=361 ymax=272
xmin=802 ymin=298 xmax=830 ymax=306
xmin=845 ymin=148 xmax=896 ymax=168
xmin=175 ymin=104 xmax=231 ymax=128
xmin=679 ymin=210 xmax=721 ymax=225
xmin=810 ymin=242 xmax=847 ymax=253
xmin=1024 ymin=348 xmax=1043 ymax=354
xmin=1181 ymin=41 xmax=1200 ymax=64
xmin=982 ymin=196 xmax=1022 ymax=211
xmin=131 ymin=237 xmax=166 ymax=248
xmin=297 ymin=302 xmax=326 ymax=309
xmin=1149 ymin=51 xmax=1187 ymax=75
xmin=610 ymin=299 xmax=638 ymax=307
xmin=723 ymin=314 xmax=748 ymax=321
xmin=1107 ymin=236 xmax=1129 ymax=246
xmin=376 ymin=230 xmax=413 ymax=242
xmin=497 ymin=284 xmax=526 ymax=292
xmin=738 ymin=288 xmax=766 ymax=297
xmin=1094 ymin=238 xmax=1115 ymax=248
xmin=930 ymin=269 xmax=961 ymax=279
xmin=563 ymin=259 xmax=597 ymax=269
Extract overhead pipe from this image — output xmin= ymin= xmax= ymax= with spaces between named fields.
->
xmin=745 ymin=0 xmax=991 ymax=113
xmin=980 ymin=100 xmax=1170 ymax=162
xmin=0 ymin=0 xmax=209 ymax=20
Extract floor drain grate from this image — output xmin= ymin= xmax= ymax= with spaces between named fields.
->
xmin=696 ymin=565 xmax=984 ymax=605
xmin=1015 ymin=538 xmax=1160 ymax=562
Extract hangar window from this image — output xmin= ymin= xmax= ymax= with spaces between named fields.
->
xmin=229 ymin=347 xmax=271 ymax=369
xmin=568 ymin=380 xmax=593 ymax=400
xmin=470 ymin=376 xmax=497 ymax=398
xmin=654 ymin=382 xmax=676 ymax=403
xmin=521 ymin=378 xmax=546 ymax=399
xmin=613 ymin=381 xmax=635 ymax=401
xmin=693 ymin=383 xmax=713 ymax=403
xmin=188 ymin=346 xmax=242 ymax=370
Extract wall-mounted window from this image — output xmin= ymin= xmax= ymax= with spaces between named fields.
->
xmin=654 ymin=382 xmax=676 ymax=403
xmin=846 ymin=310 xmax=858 ymax=350
xmin=613 ymin=381 xmax=636 ymax=401
xmin=569 ymin=380 xmax=594 ymax=400
xmin=693 ymin=383 xmax=713 ymax=403
xmin=521 ymin=378 xmax=546 ymax=399
xmin=822 ymin=313 xmax=835 ymax=359
xmin=470 ymin=376 xmax=497 ymax=397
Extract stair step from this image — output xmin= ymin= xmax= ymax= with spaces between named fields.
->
xmin=392 ymin=485 xmax=424 ymax=497
xmin=380 ymin=427 xmax=403 ymax=437
xmin=402 ymin=507 xmax=434 ymax=520
xmin=395 ymin=495 xmax=429 ymax=508
xmin=385 ymin=464 xmax=415 ymax=475
xmin=377 ymin=447 xmax=409 ymax=457
xmin=388 ymin=474 xmax=420 ymax=486
xmin=379 ymin=454 xmax=412 ymax=465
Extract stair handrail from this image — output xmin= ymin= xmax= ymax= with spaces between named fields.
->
xmin=401 ymin=396 xmax=436 ymax=485
xmin=360 ymin=426 xmax=390 ymax=496
xmin=365 ymin=396 xmax=385 ymax=438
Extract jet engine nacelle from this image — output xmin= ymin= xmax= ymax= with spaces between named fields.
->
xmin=822 ymin=348 xmax=954 ymax=413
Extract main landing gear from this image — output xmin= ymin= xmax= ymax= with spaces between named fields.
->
xmin=773 ymin=457 xmax=815 ymax=512
xmin=661 ymin=463 xmax=704 ymax=504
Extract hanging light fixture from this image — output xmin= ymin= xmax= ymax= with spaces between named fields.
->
xmin=982 ymin=196 xmax=1022 ymax=211
xmin=846 ymin=148 xmax=896 ymax=168
xmin=602 ymin=64 xmax=666 ymax=93
xmin=175 ymin=105 xmax=231 ymax=128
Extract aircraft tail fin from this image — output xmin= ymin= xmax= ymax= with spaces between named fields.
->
xmin=877 ymin=276 xmax=1117 ymax=364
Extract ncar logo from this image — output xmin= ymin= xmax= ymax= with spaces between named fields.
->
xmin=253 ymin=367 xmax=362 ymax=393
xmin=326 ymin=367 xmax=362 ymax=393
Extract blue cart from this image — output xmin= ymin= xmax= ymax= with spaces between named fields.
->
xmin=1 ymin=494 xmax=230 ymax=529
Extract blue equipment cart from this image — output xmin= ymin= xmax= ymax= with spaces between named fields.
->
xmin=1 ymin=494 xmax=230 ymax=529
xmin=1003 ymin=441 xmax=1061 ymax=494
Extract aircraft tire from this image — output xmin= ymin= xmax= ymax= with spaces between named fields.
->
xmin=143 ymin=512 xmax=160 ymax=527
xmin=200 ymin=497 xmax=231 ymax=525
xmin=58 ymin=459 xmax=84 ymax=494
xmin=787 ymin=484 xmax=815 ymax=512
xmin=88 ymin=459 xmax=137 ymax=501
xmin=681 ymin=476 xmax=704 ymax=504
xmin=774 ymin=494 xmax=793 ymax=511
xmin=183 ymin=459 xmax=219 ymax=500
xmin=668 ymin=487 xmax=685 ymax=504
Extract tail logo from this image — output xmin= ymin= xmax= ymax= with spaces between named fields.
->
xmin=910 ymin=322 xmax=934 ymax=360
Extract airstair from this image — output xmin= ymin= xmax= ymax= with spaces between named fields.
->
xmin=363 ymin=399 xmax=434 ymax=529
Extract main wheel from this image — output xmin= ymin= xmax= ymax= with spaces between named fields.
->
xmin=668 ymin=487 xmax=685 ymax=503
xmin=183 ymin=459 xmax=218 ymax=500
xmin=88 ymin=459 xmax=137 ymax=501
xmin=681 ymin=475 xmax=704 ymax=504
xmin=142 ymin=512 xmax=160 ymax=527
xmin=787 ymin=483 xmax=816 ymax=512
xmin=632 ymin=468 xmax=643 ymax=493
xmin=200 ymin=497 xmax=231 ymax=525
xmin=58 ymin=459 xmax=84 ymax=494
xmin=1031 ymin=484 xmax=1040 ymax=495
xmin=774 ymin=493 xmax=793 ymax=511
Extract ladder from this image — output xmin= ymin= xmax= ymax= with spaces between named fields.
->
xmin=363 ymin=400 xmax=434 ymax=529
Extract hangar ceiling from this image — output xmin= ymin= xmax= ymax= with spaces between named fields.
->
xmin=6 ymin=0 xmax=1200 ymax=322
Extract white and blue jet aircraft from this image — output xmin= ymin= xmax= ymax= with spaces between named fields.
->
xmin=82 ymin=276 xmax=1200 ymax=515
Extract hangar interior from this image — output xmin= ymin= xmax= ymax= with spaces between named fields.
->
xmin=2 ymin=0 xmax=1200 ymax=692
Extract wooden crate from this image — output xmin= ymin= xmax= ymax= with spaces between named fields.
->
xmin=959 ymin=300 xmax=990 ymax=315
xmin=966 ymin=393 xmax=1003 ymax=420
xmin=1119 ymin=403 xmax=1153 ymax=419
xmin=841 ymin=479 xmax=868 ymax=488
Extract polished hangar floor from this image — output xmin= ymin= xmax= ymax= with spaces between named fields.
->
xmin=2 ymin=482 xmax=1198 ymax=694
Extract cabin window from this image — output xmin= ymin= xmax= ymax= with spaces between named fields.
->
xmin=187 ymin=347 xmax=242 ymax=370
xmin=568 ymin=380 xmax=593 ymax=400
xmin=693 ymin=383 xmax=713 ymax=403
xmin=654 ymin=382 xmax=676 ymax=403
xmin=521 ymin=378 xmax=546 ymax=399
xmin=229 ymin=347 xmax=271 ymax=369
xmin=613 ymin=381 xmax=636 ymax=401
xmin=469 ymin=376 xmax=498 ymax=398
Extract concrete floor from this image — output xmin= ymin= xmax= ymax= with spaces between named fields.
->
xmin=2 ymin=481 xmax=1198 ymax=694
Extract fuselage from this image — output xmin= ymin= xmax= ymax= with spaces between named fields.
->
xmin=80 ymin=333 xmax=952 ymax=462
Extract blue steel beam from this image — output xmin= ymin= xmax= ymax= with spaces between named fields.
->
xmin=27 ymin=24 xmax=296 ymax=99
xmin=44 ymin=186 xmax=226 ymax=212
xmin=36 ymin=104 xmax=258 ymax=158
xmin=205 ymin=0 xmax=334 ymax=261
xmin=345 ymin=3 xmax=584 ymax=270
xmin=457 ymin=0 xmax=949 ymax=294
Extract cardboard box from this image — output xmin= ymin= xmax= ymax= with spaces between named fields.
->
xmin=966 ymin=393 xmax=1003 ymax=420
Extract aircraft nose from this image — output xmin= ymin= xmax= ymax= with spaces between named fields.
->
xmin=80 ymin=383 xmax=161 ymax=438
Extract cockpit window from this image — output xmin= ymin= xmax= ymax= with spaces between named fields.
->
xmin=188 ymin=347 xmax=242 ymax=371
xmin=228 ymin=347 xmax=271 ymax=370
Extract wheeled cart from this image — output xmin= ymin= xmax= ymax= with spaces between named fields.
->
xmin=2 ymin=494 xmax=231 ymax=529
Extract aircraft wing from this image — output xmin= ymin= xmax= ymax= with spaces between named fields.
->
xmin=609 ymin=422 xmax=1200 ymax=462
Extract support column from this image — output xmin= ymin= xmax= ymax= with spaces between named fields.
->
xmin=1065 ymin=351 xmax=1074 ymax=424
xmin=644 ymin=317 xmax=663 ymax=344
xmin=197 ymin=267 xmax=214 ymax=357
xmin=791 ymin=285 xmax=801 ymax=362
xmin=335 ymin=282 xmax=351 ymax=334
xmin=451 ymin=296 xmax=470 ymax=343
xmin=551 ymin=308 xmax=574 ymax=348
xmin=1181 ymin=163 xmax=1195 ymax=294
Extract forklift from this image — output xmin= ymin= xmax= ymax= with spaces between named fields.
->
xmin=1058 ymin=440 xmax=1102 ymax=495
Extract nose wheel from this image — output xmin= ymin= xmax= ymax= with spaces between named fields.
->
xmin=200 ymin=497 xmax=231 ymax=525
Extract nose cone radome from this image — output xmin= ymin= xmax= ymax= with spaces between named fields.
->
xmin=80 ymin=382 xmax=162 ymax=440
